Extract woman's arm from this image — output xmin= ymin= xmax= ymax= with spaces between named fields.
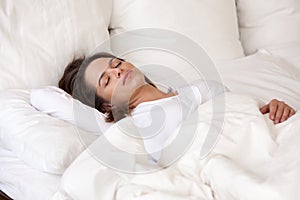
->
xmin=260 ymin=99 xmax=297 ymax=124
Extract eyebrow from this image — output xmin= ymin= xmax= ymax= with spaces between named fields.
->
xmin=98 ymin=57 xmax=114 ymax=87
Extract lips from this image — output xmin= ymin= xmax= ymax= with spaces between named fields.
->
xmin=123 ymin=70 xmax=132 ymax=85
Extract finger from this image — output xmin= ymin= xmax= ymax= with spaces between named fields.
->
xmin=274 ymin=102 xmax=284 ymax=124
xmin=280 ymin=106 xmax=290 ymax=123
xmin=260 ymin=105 xmax=269 ymax=114
xmin=289 ymin=108 xmax=297 ymax=117
xmin=269 ymin=102 xmax=278 ymax=121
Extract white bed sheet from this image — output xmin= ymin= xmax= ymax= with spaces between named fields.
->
xmin=59 ymin=52 xmax=300 ymax=200
xmin=0 ymin=146 xmax=61 ymax=200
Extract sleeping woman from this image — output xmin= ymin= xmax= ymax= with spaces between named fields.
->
xmin=59 ymin=52 xmax=296 ymax=124
xmin=55 ymin=52 xmax=297 ymax=162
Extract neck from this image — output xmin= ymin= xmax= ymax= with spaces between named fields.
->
xmin=129 ymin=84 xmax=176 ymax=109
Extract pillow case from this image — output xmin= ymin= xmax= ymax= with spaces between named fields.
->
xmin=237 ymin=0 xmax=300 ymax=54
xmin=0 ymin=0 xmax=111 ymax=91
xmin=109 ymin=0 xmax=244 ymax=61
xmin=0 ymin=89 xmax=98 ymax=174
xmin=30 ymin=86 xmax=112 ymax=133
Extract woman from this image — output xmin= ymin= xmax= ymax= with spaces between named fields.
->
xmin=59 ymin=52 xmax=296 ymax=124
xmin=58 ymin=52 xmax=297 ymax=162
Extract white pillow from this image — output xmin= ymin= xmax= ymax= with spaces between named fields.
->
xmin=109 ymin=0 xmax=244 ymax=61
xmin=237 ymin=0 xmax=300 ymax=54
xmin=30 ymin=86 xmax=112 ymax=133
xmin=0 ymin=0 xmax=111 ymax=91
xmin=0 ymin=89 xmax=98 ymax=175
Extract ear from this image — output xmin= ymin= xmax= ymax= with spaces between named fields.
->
xmin=101 ymin=102 xmax=112 ymax=112
xmin=102 ymin=102 xmax=119 ymax=112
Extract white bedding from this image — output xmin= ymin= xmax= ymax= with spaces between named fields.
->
xmin=56 ymin=52 xmax=300 ymax=200
xmin=1 ymin=0 xmax=300 ymax=199
xmin=0 ymin=89 xmax=98 ymax=175
xmin=60 ymin=92 xmax=300 ymax=200
xmin=216 ymin=51 xmax=300 ymax=110
xmin=0 ymin=50 xmax=299 ymax=200
xmin=264 ymin=42 xmax=300 ymax=71
xmin=236 ymin=0 xmax=300 ymax=55
xmin=201 ymin=98 xmax=300 ymax=200
xmin=0 ymin=146 xmax=61 ymax=200
xmin=0 ymin=0 xmax=111 ymax=90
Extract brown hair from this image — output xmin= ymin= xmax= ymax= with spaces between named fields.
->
xmin=59 ymin=52 xmax=156 ymax=122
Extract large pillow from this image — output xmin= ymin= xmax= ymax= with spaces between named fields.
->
xmin=109 ymin=0 xmax=244 ymax=61
xmin=30 ymin=86 xmax=112 ymax=133
xmin=237 ymin=0 xmax=300 ymax=55
xmin=0 ymin=0 xmax=111 ymax=91
xmin=0 ymin=89 xmax=98 ymax=174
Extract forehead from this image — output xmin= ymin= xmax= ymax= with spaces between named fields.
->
xmin=84 ymin=57 xmax=113 ymax=87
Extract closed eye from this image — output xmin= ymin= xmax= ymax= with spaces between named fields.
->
xmin=114 ymin=61 xmax=121 ymax=68
xmin=105 ymin=76 xmax=110 ymax=87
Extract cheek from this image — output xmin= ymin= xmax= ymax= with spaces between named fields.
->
xmin=96 ymin=86 xmax=113 ymax=103
xmin=106 ymin=80 xmax=123 ymax=101
xmin=132 ymin=71 xmax=146 ymax=86
xmin=107 ymin=87 xmax=117 ymax=102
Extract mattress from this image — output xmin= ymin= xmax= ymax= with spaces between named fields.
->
xmin=0 ymin=145 xmax=61 ymax=200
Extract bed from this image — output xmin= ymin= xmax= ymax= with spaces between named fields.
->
xmin=0 ymin=0 xmax=300 ymax=199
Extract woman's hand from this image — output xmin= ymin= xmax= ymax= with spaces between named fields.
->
xmin=260 ymin=99 xmax=296 ymax=124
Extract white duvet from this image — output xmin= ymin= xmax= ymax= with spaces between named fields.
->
xmin=0 ymin=146 xmax=61 ymax=200
xmin=1 ymin=51 xmax=300 ymax=199
xmin=59 ymin=92 xmax=300 ymax=200
xmin=57 ymin=51 xmax=300 ymax=200
xmin=216 ymin=50 xmax=300 ymax=110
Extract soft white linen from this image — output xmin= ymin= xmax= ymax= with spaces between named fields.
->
xmin=201 ymin=100 xmax=300 ymax=200
xmin=0 ymin=0 xmax=111 ymax=91
xmin=0 ymin=89 xmax=97 ymax=175
xmin=1 ymin=1 xmax=300 ymax=199
xmin=109 ymin=0 xmax=244 ymax=61
xmin=60 ymin=92 xmax=300 ymax=200
xmin=237 ymin=0 xmax=300 ymax=54
xmin=30 ymin=81 xmax=226 ymax=163
xmin=0 ymin=146 xmax=61 ymax=200
xmin=262 ymin=42 xmax=300 ymax=71
xmin=30 ymin=86 xmax=112 ymax=133
xmin=216 ymin=51 xmax=300 ymax=110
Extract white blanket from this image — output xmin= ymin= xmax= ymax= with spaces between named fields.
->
xmin=216 ymin=51 xmax=300 ymax=110
xmin=201 ymin=95 xmax=300 ymax=200
xmin=0 ymin=146 xmax=61 ymax=200
xmin=264 ymin=42 xmax=300 ymax=71
xmin=59 ymin=92 xmax=300 ymax=200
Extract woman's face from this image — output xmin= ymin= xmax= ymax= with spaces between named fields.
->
xmin=84 ymin=57 xmax=146 ymax=105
